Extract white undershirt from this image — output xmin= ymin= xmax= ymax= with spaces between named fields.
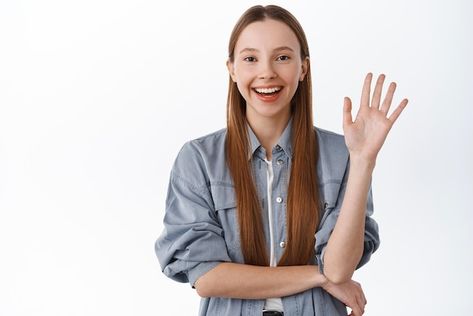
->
xmin=263 ymin=158 xmax=284 ymax=312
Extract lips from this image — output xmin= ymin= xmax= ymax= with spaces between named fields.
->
xmin=252 ymin=86 xmax=283 ymax=102
xmin=253 ymin=86 xmax=283 ymax=94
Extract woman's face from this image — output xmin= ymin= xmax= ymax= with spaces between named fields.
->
xmin=227 ymin=18 xmax=308 ymax=123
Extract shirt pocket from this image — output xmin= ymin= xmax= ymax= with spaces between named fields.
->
xmin=211 ymin=184 xmax=243 ymax=262
xmin=318 ymin=180 xmax=343 ymax=224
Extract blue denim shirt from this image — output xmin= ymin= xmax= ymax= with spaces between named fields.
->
xmin=155 ymin=117 xmax=380 ymax=315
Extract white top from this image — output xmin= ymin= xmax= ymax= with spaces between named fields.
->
xmin=263 ymin=158 xmax=284 ymax=312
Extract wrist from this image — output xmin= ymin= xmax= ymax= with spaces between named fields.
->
xmin=320 ymin=274 xmax=329 ymax=289
xmin=316 ymin=267 xmax=329 ymax=289
xmin=349 ymin=154 xmax=376 ymax=171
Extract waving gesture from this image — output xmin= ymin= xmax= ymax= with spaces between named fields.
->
xmin=343 ymin=73 xmax=408 ymax=162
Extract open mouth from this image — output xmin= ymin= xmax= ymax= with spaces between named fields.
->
xmin=252 ymin=86 xmax=283 ymax=96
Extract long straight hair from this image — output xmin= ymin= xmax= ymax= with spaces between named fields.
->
xmin=225 ymin=5 xmax=321 ymax=266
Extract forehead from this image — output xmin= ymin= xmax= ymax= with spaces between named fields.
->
xmin=235 ymin=19 xmax=301 ymax=54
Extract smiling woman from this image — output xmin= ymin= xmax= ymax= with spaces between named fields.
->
xmin=227 ymin=19 xmax=309 ymax=140
xmin=154 ymin=4 xmax=407 ymax=316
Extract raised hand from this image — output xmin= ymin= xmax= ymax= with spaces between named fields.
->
xmin=343 ymin=73 xmax=408 ymax=163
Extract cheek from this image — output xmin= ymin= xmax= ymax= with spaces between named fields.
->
xmin=235 ymin=78 xmax=252 ymax=99
xmin=235 ymin=75 xmax=253 ymax=93
xmin=235 ymin=69 xmax=253 ymax=84
xmin=281 ymin=66 xmax=301 ymax=83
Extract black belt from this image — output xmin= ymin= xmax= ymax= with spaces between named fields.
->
xmin=262 ymin=311 xmax=284 ymax=316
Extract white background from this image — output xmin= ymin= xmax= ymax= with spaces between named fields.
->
xmin=1 ymin=0 xmax=472 ymax=315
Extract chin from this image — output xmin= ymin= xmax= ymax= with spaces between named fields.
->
xmin=251 ymin=106 xmax=288 ymax=120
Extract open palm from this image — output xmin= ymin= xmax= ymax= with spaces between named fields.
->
xmin=343 ymin=73 xmax=408 ymax=162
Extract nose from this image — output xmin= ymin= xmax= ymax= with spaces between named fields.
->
xmin=258 ymin=59 xmax=277 ymax=79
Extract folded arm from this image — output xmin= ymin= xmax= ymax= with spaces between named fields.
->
xmin=194 ymin=262 xmax=327 ymax=299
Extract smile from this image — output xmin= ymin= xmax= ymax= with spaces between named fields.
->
xmin=252 ymin=86 xmax=283 ymax=95
xmin=252 ymin=86 xmax=283 ymax=102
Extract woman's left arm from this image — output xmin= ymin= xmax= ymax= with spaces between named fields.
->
xmin=323 ymin=73 xmax=408 ymax=284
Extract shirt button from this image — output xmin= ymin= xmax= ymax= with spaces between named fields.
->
xmin=275 ymin=145 xmax=282 ymax=151
xmin=279 ymin=241 xmax=286 ymax=248
xmin=276 ymin=197 xmax=283 ymax=203
xmin=276 ymin=159 xmax=284 ymax=165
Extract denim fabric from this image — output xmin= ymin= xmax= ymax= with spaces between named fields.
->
xmin=155 ymin=116 xmax=380 ymax=316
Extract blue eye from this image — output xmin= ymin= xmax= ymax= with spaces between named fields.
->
xmin=244 ymin=56 xmax=256 ymax=62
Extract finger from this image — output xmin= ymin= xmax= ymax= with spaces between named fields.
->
xmin=355 ymin=293 xmax=366 ymax=315
xmin=347 ymin=298 xmax=362 ymax=316
xmin=380 ymin=82 xmax=396 ymax=115
xmin=355 ymin=280 xmax=367 ymax=305
xmin=361 ymin=288 xmax=367 ymax=305
xmin=360 ymin=72 xmax=373 ymax=108
xmin=387 ymin=98 xmax=409 ymax=124
xmin=371 ymin=73 xmax=385 ymax=109
xmin=343 ymin=97 xmax=353 ymax=126
xmin=351 ymin=304 xmax=362 ymax=316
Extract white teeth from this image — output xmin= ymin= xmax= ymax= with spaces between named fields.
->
xmin=254 ymin=87 xmax=282 ymax=94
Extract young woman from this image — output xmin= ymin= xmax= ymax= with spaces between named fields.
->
xmin=155 ymin=4 xmax=407 ymax=316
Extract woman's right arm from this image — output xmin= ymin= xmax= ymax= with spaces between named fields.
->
xmin=195 ymin=262 xmax=367 ymax=315
xmin=155 ymin=142 xmax=328 ymax=298
xmin=194 ymin=262 xmax=328 ymax=299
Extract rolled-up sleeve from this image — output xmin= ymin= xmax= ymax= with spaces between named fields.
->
xmin=314 ymin=158 xmax=380 ymax=275
xmin=154 ymin=142 xmax=231 ymax=288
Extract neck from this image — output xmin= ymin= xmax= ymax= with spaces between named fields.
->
xmin=246 ymin=110 xmax=291 ymax=160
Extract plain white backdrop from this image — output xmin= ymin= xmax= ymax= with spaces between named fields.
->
xmin=0 ymin=0 xmax=472 ymax=315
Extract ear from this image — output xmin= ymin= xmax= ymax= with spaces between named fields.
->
xmin=299 ymin=56 xmax=309 ymax=81
xmin=226 ymin=59 xmax=237 ymax=82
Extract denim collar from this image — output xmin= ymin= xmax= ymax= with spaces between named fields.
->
xmin=246 ymin=115 xmax=293 ymax=161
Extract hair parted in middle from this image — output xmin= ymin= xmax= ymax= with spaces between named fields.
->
xmin=225 ymin=4 xmax=322 ymax=266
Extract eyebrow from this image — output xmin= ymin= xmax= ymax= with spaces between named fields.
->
xmin=238 ymin=46 xmax=295 ymax=55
